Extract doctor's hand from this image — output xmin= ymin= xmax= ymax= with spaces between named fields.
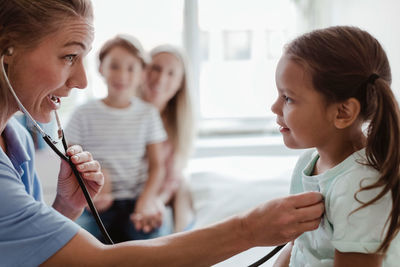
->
xmin=52 ymin=145 xmax=104 ymax=220
xmin=239 ymin=192 xmax=324 ymax=247
xmin=90 ymin=168 xmax=114 ymax=212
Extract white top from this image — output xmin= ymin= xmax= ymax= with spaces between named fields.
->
xmin=289 ymin=148 xmax=400 ymax=267
xmin=65 ymin=97 xmax=167 ymax=200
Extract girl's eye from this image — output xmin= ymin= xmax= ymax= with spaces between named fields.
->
xmin=110 ymin=64 xmax=119 ymax=70
xmin=282 ymin=95 xmax=293 ymax=103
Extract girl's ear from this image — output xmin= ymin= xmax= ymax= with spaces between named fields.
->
xmin=333 ymin=98 xmax=361 ymax=129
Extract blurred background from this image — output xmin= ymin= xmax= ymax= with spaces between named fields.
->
xmin=59 ymin=0 xmax=400 ymax=139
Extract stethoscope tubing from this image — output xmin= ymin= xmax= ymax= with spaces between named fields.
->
xmin=43 ymin=132 xmax=114 ymax=245
xmin=247 ymin=244 xmax=285 ymax=267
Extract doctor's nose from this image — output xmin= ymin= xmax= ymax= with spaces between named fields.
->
xmin=67 ymin=60 xmax=88 ymax=89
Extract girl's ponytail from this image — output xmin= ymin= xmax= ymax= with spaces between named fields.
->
xmin=359 ymin=78 xmax=400 ymax=252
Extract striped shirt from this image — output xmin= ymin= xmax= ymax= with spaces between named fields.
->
xmin=65 ymin=97 xmax=167 ymax=200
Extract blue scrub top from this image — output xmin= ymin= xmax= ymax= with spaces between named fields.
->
xmin=0 ymin=117 xmax=79 ymax=267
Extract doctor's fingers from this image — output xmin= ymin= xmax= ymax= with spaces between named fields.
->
xmin=69 ymin=151 xmax=94 ymax=165
xmin=81 ymin=171 xmax=104 ymax=186
xmin=290 ymin=191 xmax=324 ymax=209
xmin=75 ymin=160 xmax=101 ymax=173
xmin=295 ymin=218 xmax=322 ymax=237
xmin=66 ymin=144 xmax=84 ymax=155
xmin=293 ymin=200 xmax=324 ymax=222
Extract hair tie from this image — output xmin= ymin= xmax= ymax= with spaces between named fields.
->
xmin=367 ymin=73 xmax=380 ymax=85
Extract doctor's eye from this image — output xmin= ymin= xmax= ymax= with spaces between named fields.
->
xmin=64 ymin=54 xmax=77 ymax=64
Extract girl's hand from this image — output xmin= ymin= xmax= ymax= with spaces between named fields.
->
xmin=130 ymin=195 xmax=165 ymax=233
xmin=53 ymin=145 xmax=104 ymax=220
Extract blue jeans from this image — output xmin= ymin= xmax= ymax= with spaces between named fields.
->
xmin=76 ymin=199 xmax=172 ymax=243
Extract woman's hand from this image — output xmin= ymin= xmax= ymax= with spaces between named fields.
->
xmin=239 ymin=192 xmax=324 ymax=247
xmin=130 ymin=195 xmax=165 ymax=233
xmin=53 ymin=145 xmax=104 ymax=220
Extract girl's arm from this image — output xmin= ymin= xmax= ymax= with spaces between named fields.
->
xmin=273 ymin=242 xmax=293 ymax=267
xmin=132 ymin=142 xmax=165 ymax=232
xmin=141 ymin=142 xmax=165 ymax=197
xmin=334 ymin=250 xmax=382 ymax=267
xmin=157 ymin=153 xmax=182 ymax=205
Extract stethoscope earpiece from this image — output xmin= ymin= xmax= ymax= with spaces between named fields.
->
xmin=7 ymin=47 xmax=13 ymax=56
xmin=2 ymin=47 xmax=13 ymax=56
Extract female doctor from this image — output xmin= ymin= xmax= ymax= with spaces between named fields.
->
xmin=0 ymin=0 xmax=324 ymax=266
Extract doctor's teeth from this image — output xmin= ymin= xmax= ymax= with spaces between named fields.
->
xmin=50 ymin=95 xmax=60 ymax=103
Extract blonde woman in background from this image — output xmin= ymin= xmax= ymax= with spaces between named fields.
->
xmin=138 ymin=45 xmax=195 ymax=233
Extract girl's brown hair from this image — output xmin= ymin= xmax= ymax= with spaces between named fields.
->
xmin=286 ymin=26 xmax=400 ymax=253
xmin=0 ymin=0 xmax=93 ymax=123
xmin=98 ymin=34 xmax=148 ymax=67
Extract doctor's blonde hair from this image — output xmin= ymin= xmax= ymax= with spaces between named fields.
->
xmin=0 ymin=0 xmax=93 ymax=123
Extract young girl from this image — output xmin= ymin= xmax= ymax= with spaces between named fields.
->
xmin=139 ymin=45 xmax=195 ymax=232
xmin=65 ymin=35 xmax=167 ymax=242
xmin=272 ymin=26 xmax=400 ymax=266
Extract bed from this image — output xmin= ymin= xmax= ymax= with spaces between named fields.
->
xmin=187 ymin=155 xmax=299 ymax=266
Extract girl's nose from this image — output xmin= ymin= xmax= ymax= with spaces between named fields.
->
xmin=271 ymin=98 xmax=280 ymax=115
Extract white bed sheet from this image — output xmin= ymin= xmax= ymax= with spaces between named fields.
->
xmin=187 ymin=155 xmax=299 ymax=266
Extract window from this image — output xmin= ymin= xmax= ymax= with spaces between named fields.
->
xmin=223 ymin=31 xmax=252 ymax=60
xmin=61 ymin=0 xmax=299 ymax=135
xmin=196 ymin=0 xmax=299 ymax=133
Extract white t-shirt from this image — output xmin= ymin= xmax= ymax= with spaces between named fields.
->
xmin=65 ymin=97 xmax=167 ymax=200
xmin=289 ymin=148 xmax=400 ymax=266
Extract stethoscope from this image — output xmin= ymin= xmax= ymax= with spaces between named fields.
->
xmin=1 ymin=49 xmax=284 ymax=266
xmin=1 ymin=49 xmax=114 ymax=245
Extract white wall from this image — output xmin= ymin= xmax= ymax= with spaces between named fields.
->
xmin=316 ymin=0 xmax=400 ymax=97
